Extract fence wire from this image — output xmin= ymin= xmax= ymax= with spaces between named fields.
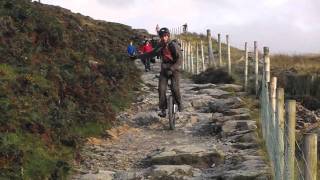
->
xmin=259 ymin=69 xmax=315 ymax=180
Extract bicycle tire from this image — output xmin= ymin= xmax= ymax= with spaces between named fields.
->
xmin=168 ymin=95 xmax=175 ymax=130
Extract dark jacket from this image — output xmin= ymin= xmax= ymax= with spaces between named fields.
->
xmin=138 ymin=40 xmax=182 ymax=71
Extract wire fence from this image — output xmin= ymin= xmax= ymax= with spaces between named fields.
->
xmin=172 ymin=24 xmax=318 ymax=179
xmin=260 ymin=47 xmax=318 ymax=180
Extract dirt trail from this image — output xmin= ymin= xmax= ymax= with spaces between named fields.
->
xmin=72 ymin=60 xmax=271 ymax=180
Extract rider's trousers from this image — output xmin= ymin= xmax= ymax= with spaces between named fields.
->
xmin=158 ymin=68 xmax=181 ymax=110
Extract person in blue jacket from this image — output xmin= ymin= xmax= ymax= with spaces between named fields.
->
xmin=127 ymin=41 xmax=136 ymax=57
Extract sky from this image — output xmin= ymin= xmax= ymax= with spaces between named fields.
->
xmin=36 ymin=0 xmax=320 ymax=54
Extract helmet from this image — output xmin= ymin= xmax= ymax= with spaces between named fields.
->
xmin=158 ymin=27 xmax=170 ymax=37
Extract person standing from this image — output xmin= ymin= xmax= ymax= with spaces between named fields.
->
xmin=127 ymin=41 xmax=136 ymax=57
xmin=141 ymin=40 xmax=153 ymax=71
xmin=156 ymin=24 xmax=160 ymax=35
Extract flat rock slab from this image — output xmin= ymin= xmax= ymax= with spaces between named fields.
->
xmin=191 ymin=96 xmax=213 ymax=108
xmin=198 ymin=89 xmax=231 ymax=98
xmin=146 ymin=165 xmax=202 ymax=179
xmin=189 ymin=83 xmax=217 ymax=90
xmin=224 ymin=108 xmax=250 ymax=116
xmin=222 ymin=120 xmax=257 ymax=134
xmin=150 ymin=145 xmax=224 ymax=168
xmin=79 ymin=170 xmax=115 ymax=180
xmin=208 ymin=97 xmax=245 ymax=113
xmin=217 ymin=84 xmax=243 ymax=92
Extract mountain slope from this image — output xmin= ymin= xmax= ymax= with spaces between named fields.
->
xmin=0 ymin=0 xmax=143 ymax=179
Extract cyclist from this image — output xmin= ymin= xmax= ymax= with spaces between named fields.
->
xmin=136 ymin=27 xmax=183 ymax=117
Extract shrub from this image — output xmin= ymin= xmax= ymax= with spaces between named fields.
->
xmin=192 ymin=68 xmax=234 ymax=84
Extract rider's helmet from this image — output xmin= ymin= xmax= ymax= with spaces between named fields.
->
xmin=158 ymin=27 xmax=170 ymax=37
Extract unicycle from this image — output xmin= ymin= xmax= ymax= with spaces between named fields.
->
xmin=168 ymin=78 xmax=177 ymax=130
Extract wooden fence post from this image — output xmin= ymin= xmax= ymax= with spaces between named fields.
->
xmin=276 ymin=88 xmax=285 ymax=180
xmin=303 ymin=133 xmax=317 ymax=180
xmin=264 ymin=47 xmax=270 ymax=83
xmin=187 ymin=42 xmax=191 ymax=72
xmin=263 ymin=47 xmax=270 ymax=140
xmin=271 ymin=77 xmax=277 ymax=123
xmin=201 ymin=40 xmax=205 ymax=72
xmin=181 ymin=41 xmax=184 ymax=70
xmin=284 ymin=100 xmax=296 ymax=180
xmin=207 ymin=29 xmax=216 ymax=68
xmin=196 ymin=43 xmax=199 ymax=74
xmin=226 ymin=35 xmax=231 ymax=75
xmin=254 ymin=41 xmax=259 ymax=95
xmin=271 ymin=77 xmax=277 ymax=168
xmin=244 ymin=42 xmax=248 ymax=91
xmin=191 ymin=44 xmax=194 ymax=74
xmin=218 ymin=33 xmax=222 ymax=67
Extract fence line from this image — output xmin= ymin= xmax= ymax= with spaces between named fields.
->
xmin=218 ymin=33 xmax=222 ymax=67
xmin=176 ymin=27 xmax=318 ymax=179
xmin=201 ymin=40 xmax=205 ymax=72
xmin=244 ymin=42 xmax=248 ymax=91
xmin=226 ymin=34 xmax=231 ymax=75
xmin=196 ymin=43 xmax=199 ymax=74
xmin=254 ymin=41 xmax=259 ymax=95
xmin=260 ymin=46 xmax=318 ymax=180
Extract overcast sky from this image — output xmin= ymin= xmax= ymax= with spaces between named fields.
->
xmin=37 ymin=0 xmax=320 ymax=54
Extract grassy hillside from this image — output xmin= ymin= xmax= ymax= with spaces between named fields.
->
xmin=178 ymin=32 xmax=244 ymax=64
xmin=271 ymin=54 xmax=320 ymax=74
xmin=0 ymin=0 xmax=143 ymax=179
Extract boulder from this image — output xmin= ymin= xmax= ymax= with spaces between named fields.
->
xmin=133 ymin=112 xmax=160 ymax=126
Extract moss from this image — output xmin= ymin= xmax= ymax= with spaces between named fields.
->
xmin=70 ymin=122 xmax=111 ymax=138
xmin=1 ymin=132 xmax=73 ymax=179
xmin=0 ymin=64 xmax=17 ymax=81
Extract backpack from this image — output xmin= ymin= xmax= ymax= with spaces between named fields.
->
xmin=171 ymin=39 xmax=182 ymax=48
xmin=167 ymin=40 xmax=182 ymax=61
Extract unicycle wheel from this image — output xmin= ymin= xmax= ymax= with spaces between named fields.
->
xmin=168 ymin=95 xmax=175 ymax=130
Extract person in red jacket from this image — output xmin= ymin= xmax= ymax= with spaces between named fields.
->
xmin=141 ymin=40 xmax=153 ymax=71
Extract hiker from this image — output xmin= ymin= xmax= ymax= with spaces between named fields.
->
xmin=127 ymin=41 xmax=136 ymax=57
xmin=156 ymin=24 xmax=160 ymax=35
xmin=141 ymin=40 xmax=153 ymax=71
xmin=133 ymin=27 xmax=183 ymax=117
xmin=182 ymin=23 xmax=188 ymax=33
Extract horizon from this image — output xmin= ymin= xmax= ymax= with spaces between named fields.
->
xmin=33 ymin=0 xmax=320 ymax=54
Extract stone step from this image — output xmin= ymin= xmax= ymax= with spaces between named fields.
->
xmin=149 ymin=145 xmax=224 ymax=168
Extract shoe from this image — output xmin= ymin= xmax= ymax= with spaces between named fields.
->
xmin=158 ymin=109 xmax=166 ymax=117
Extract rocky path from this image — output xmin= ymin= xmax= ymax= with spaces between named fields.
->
xmin=72 ymin=60 xmax=271 ymax=180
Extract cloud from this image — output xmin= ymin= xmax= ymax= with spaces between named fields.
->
xmin=96 ymin=0 xmax=137 ymax=7
xmin=40 ymin=0 xmax=320 ymax=53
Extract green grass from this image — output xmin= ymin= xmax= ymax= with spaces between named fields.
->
xmin=1 ymin=132 xmax=73 ymax=179
xmin=0 ymin=64 xmax=17 ymax=80
xmin=70 ymin=122 xmax=111 ymax=138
